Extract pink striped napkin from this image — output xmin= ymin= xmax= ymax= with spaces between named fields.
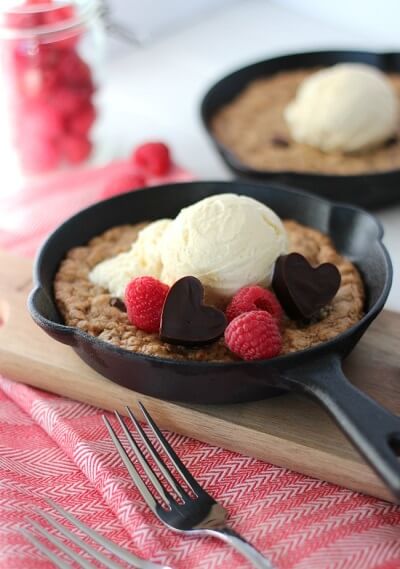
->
xmin=1 ymin=161 xmax=400 ymax=569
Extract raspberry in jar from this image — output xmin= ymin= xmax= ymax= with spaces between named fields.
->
xmin=0 ymin=0 xmax=104 ymax=176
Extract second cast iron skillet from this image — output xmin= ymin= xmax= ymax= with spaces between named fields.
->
xmin=29 ymin=181 xmax=400 ymax=499
xmin=201 ymin=50 xmax=400 ymax=209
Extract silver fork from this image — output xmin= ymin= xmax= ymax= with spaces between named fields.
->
xmin=103 ymin=403 xmax=275 ymax=569
xmin=22 ymin=498 xmax=171 ymax=569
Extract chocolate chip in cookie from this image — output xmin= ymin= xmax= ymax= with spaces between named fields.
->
xmin=271 ymin=134 xmax=290 ymax=147
xmin=109 ymin=297 xmax=127 ymax=312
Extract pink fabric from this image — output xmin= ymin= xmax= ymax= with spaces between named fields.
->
xmin=1 ymin=163 xmax=400 ymax=569
xmin=0 ymin=160 xmax=193 ymax=257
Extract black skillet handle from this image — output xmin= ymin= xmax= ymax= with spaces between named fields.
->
xmin=283 ymin=354 xmax=400 ymax=501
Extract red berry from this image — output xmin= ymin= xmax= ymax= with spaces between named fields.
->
xmin=38 ymin=66 xmax=59 ymax=93
xmin=224 ymin=311 xmax=282 ymax=361
xmin=51 ymin=87 xmax=88 ymax=116
xmin=132 ymin=142 xmax=171 ymax=176
xmin=62 ymin=135 xmax=92 ymax=164
xmin=37 ymin=43 xmax=62 ymax=69
xmin=125 ymin=277 xmax=169 ymax=333
xmin=5 ymin=9 xmax=42 ymax=29
xmin=22 ymin=102 xmax=63 ymax=139
xmin=68 ymin=103 xmax=96 ymax=136
xmin=59 ymin=51 xmax=92 ymax=87
xmin=226 ymin=285 xmax=282 ymax=323
xmin=19 ymin=67 xmax=43 ymax=97
xmin=42 ymin=5 xmax=75 ymax=26
xmin=102 ymin=174 xmax=146 ymax=199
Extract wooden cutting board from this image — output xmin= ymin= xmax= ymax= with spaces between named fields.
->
xmin=1 ymin=250 xmax=400 ymax=502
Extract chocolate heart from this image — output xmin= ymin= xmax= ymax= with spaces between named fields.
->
xmin=160 ymin=276 xmax=227 ymax=346
xmin=272 ymin=253 xmax=341 ymax=320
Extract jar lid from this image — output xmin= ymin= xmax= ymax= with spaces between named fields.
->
xmin=0 ymin=0 xmax=100 ymax=39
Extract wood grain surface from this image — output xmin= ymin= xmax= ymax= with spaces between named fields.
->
xmin=0 ymin=250 xmax=399 ymax=502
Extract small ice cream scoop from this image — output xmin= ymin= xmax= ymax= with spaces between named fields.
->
xmin=160 ymin=194 xmax=288 ymax=297
xmin=89 ymin=219 xmax=171 ymax=298
xmin=284 ymin=63 xmax=399 ymax=153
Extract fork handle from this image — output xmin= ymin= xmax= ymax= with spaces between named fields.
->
xmin=207 ymin=527 xmax=275 ymax=569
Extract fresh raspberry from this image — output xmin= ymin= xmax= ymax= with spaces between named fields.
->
xmin=125 ymin=277 xmax=169 ymax=333
xmin=59 ymin=51 xmax=92 ymax=87
xmin=226 ymin=285 xmax=282 ymax=323
xmin=22 ymin=102 xmax=63 ymax=139
xmin=18 ymin=66 xmax=45 ymax=98
xmin=16 ymin=62 xmax=58 ymax=98
xmin=102 ymin=173 xmax=146 ymax=199
xmin=42 ymin=5 xmax=75 ymax=26
xmin=132 ymin=142 xmax=171 ymax=176
xmin=62 ymin=134 xmax=92 ymax=163
xmin=68 ymin=103 xmax=96 ymax=136
xmin=5 ymin=10 xmax=42 ymax=29
xmin=224 ymin=310 xmax=282 ymax=361
xmin=37 ymin=43 xmax=62 ymax=69
xmin=51 ymin=87 xmax=89 ymax=116
xmin=37 ymin=66 xmax=60 ymax=93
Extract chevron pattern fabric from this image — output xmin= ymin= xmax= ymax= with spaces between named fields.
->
xmin=1 ymin=163 xmax=400 ymax=568
xmin=1 ymin=375 xmax=400 ymax=569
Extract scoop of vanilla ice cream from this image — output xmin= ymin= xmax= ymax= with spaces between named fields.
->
xmin=160 ymin=194 xmax=288 ymax=297
xmin=133 ymin=219 xmax=172 ymax=276
xmin=89 ymin=219 xmax=171 ymax=298
xmin=284 ymin=63 xmax=399 ymax=153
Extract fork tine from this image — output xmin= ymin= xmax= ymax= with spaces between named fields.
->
xmin=27 ymin=516 xmax=96 ymax=569
xmin=138 ymin=402 xmax=202 ymax=494
xmin=115 ymin=411 xmax=173 ymax=506
xmin=102 ymin=415 xmax=160 ymax=513
xmin=32 ymin=511 xmax=124 ymax=569
xmin=44 ymin=499 xmax=171 ymax=569
xmin=126 ymin=406 xmax=187 ymax=500
xmin=21 ymin=529 xmax=72 ymax=569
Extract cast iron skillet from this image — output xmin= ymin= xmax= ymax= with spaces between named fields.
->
xmin=29 ymin=181 xmax=400 ymax=500
xmin=201 ymin=50 xmax=400 ymax=209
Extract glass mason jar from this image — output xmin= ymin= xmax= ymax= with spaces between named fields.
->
xmin=0 ymin=0 xmax=105 ymax=180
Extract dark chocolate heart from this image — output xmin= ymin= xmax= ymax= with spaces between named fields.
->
xmin=272 ymin=253 xmax=341 ymax=320
xmin=160 ymin=276 xmax=227 ymax=346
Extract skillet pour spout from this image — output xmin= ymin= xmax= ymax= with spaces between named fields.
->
xmin=28 ymin=181 xmax=397 ymax=500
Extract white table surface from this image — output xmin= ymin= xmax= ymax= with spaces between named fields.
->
xmin=13 ymin=0 xmax=399 ymax=312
